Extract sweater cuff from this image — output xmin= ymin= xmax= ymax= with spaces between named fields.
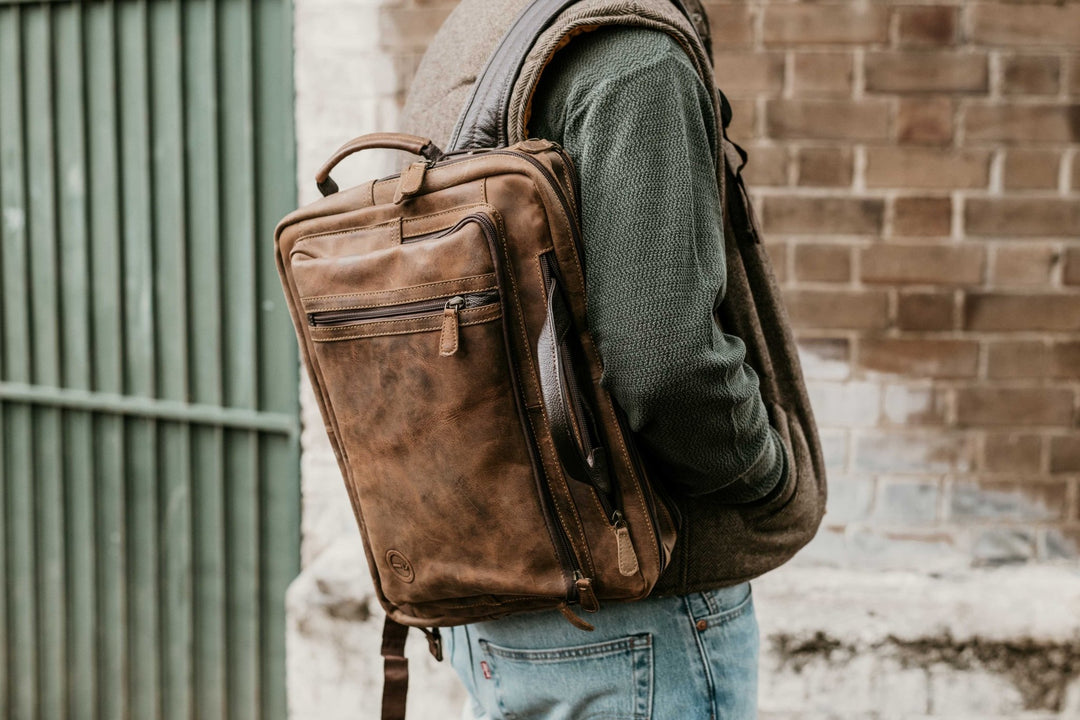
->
xmin=722 ymin=426 xmax=789 ymax=504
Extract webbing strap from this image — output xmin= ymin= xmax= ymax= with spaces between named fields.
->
xmin=380 ymin=618 xmax=410 ymax=720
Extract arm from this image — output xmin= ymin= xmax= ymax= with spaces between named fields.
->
xmin=530 ymin=27 xmax=786 ymax=502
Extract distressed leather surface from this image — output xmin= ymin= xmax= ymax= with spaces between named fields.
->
xmin=276 ymin=142 xmax=676 ymax=626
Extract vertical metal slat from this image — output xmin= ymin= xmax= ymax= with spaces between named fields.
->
xmin=148 ymin=1 xmax=195 ymax=718
xmin=0 ymin=9 xmax=37 ymax=720
xmin=24 ymin=7 xmax=68 ymax=719
xmin=252 ymin=0 xmax=299 ymax=716
xmin=84 ymin=2 xmax=128 ymax=718
xmin=117 ymin=1 xmax=162 ymax=716
xmin=218 ymin=0 xmax=261 ymax=716
xmin=54 ymin=6 xmax=99 ymax=718
xmin=182 ymin=1 xmax=227 ymax=717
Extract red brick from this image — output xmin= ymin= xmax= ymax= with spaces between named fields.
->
xmin=1067 ymin=249 xmax=1080 ymax=286
xmin=965 ymin=104 xmax=1080 ymax=144
xmin=712 ymin=52 xmax=784 ymax=96
xmin=866 ymin=147 xmax=990 ymax=189
xmin=992 ymin=244 xmax=1062 ymax=286
xmin=797 ymin=146 xmax=853 ymax=187
xmin=784 ymin=289 xmax=890 ymax=330
xmin=1003 ymin=55 xmax=1061 ymax=96
xmin=893 ymin=197 xmax=952 ymax=237
xmin=705 ymin=3 xmax=756 ymax=49
xmin=861 ymin=244 xmax=985 ymax=285
xmin=897 ymin=291 xmax=955 ymax=331
xmin=1051 ymin=342 xmax=1080 ymax=378
xmin=897 ymin=97 xmax=955 ymax=145
xmin=766 ymin=99 xmax=891 ymax=141
xmin=964 ymin=293 xmax=1080 ymax=332
xmin=971 ymin=2 xmax=1080 ymax=47
xmin=883 ymin=385 xmax=948 ymax=426
xmin=1004 ymin=150 xmax=1062 ymax=190
xmin=797 ymin=337 xmax=851 ymax=380
xmin=855 ymin=432 xmax=974 ymax=474
xmin=860 ymin=338 xmax=979 ymax=378
xmin=986 ymin=341 xmax=1051 ymax=379
xmin=792 ymin=52 xmax=853 ymax=97
xmin=1050 ymin=435 xmax=1080 ymax=474
xmin=983 ymin=434 xmax=1043 ymax=473
xmin=954 ymin=482 xmax=1067 ymax=521
xmin=762 ymin=196 xmax=884 ymax=236
xmin=897 ymin=6 xmax=958 ymax=47
xmin=956 ymin=388 xmax=1075 ymax=427
xmin=743 ymin=144 xmax=788 ymax=187
xmin=866 ymin=52 xmax=988 ymax=94
xmin=966 ymin=198 xmax=1080 ymax=238
xmin=794 ymin=244 xmax=852 ymax=283
xmin=726 ymin=96 xmax=758 ymax=141
xmin=763 ymin=3 xmax=889 ymax=45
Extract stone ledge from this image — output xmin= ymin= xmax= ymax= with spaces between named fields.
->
xmin=754 ymin=565 xmax=1080 ymax=718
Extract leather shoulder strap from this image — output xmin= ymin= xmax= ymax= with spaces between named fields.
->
xmin=449 ymin=0 xmax=706 ymax=150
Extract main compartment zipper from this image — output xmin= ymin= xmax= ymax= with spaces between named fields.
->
xmin=465 ymin=213 xmax=591 ymax=610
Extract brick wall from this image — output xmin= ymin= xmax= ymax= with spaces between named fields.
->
xmin=344 ymin=0 xmax=1080 ymax=569
xmin=286 ymin=3 xmax=1080 ymax=716
xmin=707 ymin=0 xmax=1080 ymax=568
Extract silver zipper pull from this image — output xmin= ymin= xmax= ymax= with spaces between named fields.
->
xmin=439 ymin=296 xmax=465 ymax=357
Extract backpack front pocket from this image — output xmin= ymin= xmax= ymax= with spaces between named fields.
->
xmin=292 ymin=212 xmax=576 ymax=612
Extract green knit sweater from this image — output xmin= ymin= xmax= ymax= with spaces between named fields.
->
xmin=529 ymin=26 xmax=786 ymax=503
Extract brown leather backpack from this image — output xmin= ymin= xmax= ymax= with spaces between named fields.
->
xmin=276 ymin=2 xmax=826 ymax=718
xmin=275 ymin=133 xmax=679 ymax=717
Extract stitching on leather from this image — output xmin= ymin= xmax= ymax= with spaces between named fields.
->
xmin=298 ymin=203 xmax=486 ymax=247
xmin=311 ymin=307 xmax=500 ymax=342
xmin=605 ymin=391 xmax=662 ymax=567
xmin=525 ymin=412 xmax=574 ymax=574
xmin=488 ymin=206 xmax=542 ymax=395
xmin=525 ymin=410 xmax=590 ymax=577
xmin=535 ymin=411 xmax=595 ymax=578
xmin=303 ymin=275 xmax=496 ymax=304
xmin=316 ymin=306 xmax=497 ymax=331
xmin=485 ymin=192 xmax=598 ymax=577
xmin=532 ymin=248 xmax=554 ymax=299
xmin=294 ymin=217 xmax=399 ymax=247
xmin=306 ymin=284 xmax=497 ymax=312
xmin=400 ymin=203 xmax=489 ymax=231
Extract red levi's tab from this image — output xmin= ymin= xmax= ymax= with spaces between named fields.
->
xmin=480 ymin=661 xmax=492 ymax=680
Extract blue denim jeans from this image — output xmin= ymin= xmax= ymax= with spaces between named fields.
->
xmin=445 ymin=582 xmax=758 ymax=720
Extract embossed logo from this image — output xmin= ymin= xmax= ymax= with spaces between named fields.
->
xmin=385 ymin=550 xmax=415 ymax=583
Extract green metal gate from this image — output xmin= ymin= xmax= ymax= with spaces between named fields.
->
xmin=0 ymin=1 xmax=300 ymax=719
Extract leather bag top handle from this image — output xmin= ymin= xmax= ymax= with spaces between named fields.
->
xmin=315 ymin=132 xmax=443 ymax=197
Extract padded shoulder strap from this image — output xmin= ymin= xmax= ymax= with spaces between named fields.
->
xmin=449 ymin=0 xmax=707 ymax=150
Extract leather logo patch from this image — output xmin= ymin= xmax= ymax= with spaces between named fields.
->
xmin=385 ymin=550 xmax=415 ymax=583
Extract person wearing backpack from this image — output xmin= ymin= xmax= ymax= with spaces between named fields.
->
xmin=394 ymin=1 xmax=826 ymax=718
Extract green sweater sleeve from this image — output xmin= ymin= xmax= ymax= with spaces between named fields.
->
xmin=529 ymin=27 xmax=787 ymax=503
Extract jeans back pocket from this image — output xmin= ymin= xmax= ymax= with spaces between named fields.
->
xmin=480 ymin=634 xmax=653 ymax=720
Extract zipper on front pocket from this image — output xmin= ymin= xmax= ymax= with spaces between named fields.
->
xmin=307 ymin=290 xmax=498 ymax=328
